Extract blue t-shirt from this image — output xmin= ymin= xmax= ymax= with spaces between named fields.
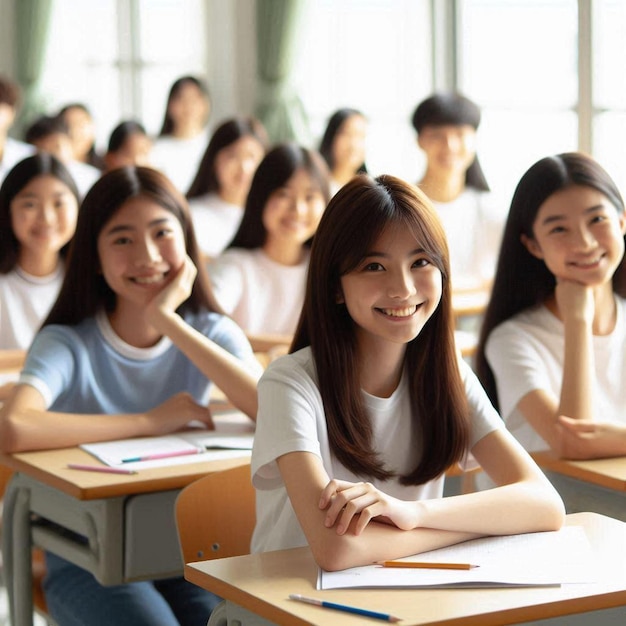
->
xmin=19 ymin=309 xmax=255 ymax=413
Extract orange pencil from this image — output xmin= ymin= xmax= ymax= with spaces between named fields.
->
xmin=382 ymin=561 xmax=478 ymax=570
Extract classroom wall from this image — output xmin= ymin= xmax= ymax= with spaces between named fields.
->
xmin=0 ymin=0 xmax=16 ymax=76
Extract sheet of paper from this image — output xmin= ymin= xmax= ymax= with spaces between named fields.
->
xmin=81 ymin=436 xmax=202 ymax=466
xmin=318 ymin=526 xmax=597 ymax=590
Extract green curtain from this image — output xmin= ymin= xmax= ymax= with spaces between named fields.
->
xmin=13 ymin=0 xmax=54 ymax=136
xmin=255 ymin=0 xmax=310 ymax=144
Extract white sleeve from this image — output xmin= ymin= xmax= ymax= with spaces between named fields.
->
xmin=251 ymin=356 xmax=323 ymax=490
xmin=485 ymin=322 xmax=553 ymax=421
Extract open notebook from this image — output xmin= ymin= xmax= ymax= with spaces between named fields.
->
xmin=80 ymin=419 xmax=253 ymax=469
xmin=318 ymin=526 xmax=596 ymax=589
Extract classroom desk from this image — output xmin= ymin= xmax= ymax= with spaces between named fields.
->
xmin=532 ymin=452 xmax=626 ymax=522
xmin=1 ymin=414 xmax=252 ymax=626
xmin=185 ymin=512 xmax=626 ymax=626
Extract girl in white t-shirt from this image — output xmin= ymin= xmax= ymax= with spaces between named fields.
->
xmin=0 ymin=166 xmax=261 ymax=625
xmin=476 ymin=152 xmax=626 ymax=460
xmin=152 ymin=76 xmax=212 ymax=193
xmin=208 ymin=143 xmax=330 ymax=338
xmin=0 ymin=154 xmax=80 ymax=397
xmin=251 ymin=174 xmax=563 ymax=570
xmin=319 ymin=108 xmax=368 ymax=197
xmin=187 ymin=117 xmax=268 ymax=259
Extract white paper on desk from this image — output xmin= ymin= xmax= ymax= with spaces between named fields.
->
xmin=318 ymin=526 xmax=597 ymax=590
xmin=80 ymin=421 xmax=253 ymax=467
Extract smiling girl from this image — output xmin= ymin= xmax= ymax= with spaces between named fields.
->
xmin=250 ymin=174 xmax=563 ymax=571
xmin=207 ymin=143 xmax=329 ymax=337
xmin=0 ymin=154 xmax=79 ymax=352
xmin=0 ymin=154 xmax=79 ymax=399
xmin=187 ymin=117 xmax=268 ymax=258
xmin=476 ymin=152 xmax=626 ymax=459
xmin=0 ymin=166 xmax=261 ymax=625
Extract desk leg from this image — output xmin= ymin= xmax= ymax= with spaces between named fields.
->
xmin=3 ymin=483 xmax=35 ymax=626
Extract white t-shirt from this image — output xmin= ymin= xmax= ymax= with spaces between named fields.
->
xmin=208 ymin=248 xmax=309 ymax=336
xmin=66 ymin=160 xmax=100 ymax=199
xmin=151 ymin=129 xmax=210 ymax=193
xmin=430 ymin=189 xmax=503 ymax=291
xmin=0 ymin=264 xmax=64 ymax=350
xmin=251 ymin=347 xmax=503 ymax=553
xmin=0 ymin=138 xmax=35 ymax=184
xmin=189 ymin=192 xmax=244 ymax=258
xmin=486 ymin=298 xmax=626 ymax=452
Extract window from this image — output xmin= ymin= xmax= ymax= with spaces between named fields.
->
xmin=296 ymin=0 xmax=433 ymax=182
xmin=40 ymin=0 xmax=207 ymax=149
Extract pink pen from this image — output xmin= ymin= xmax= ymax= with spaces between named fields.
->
xmin=120 ymin=448 xmax=201 ymax=463
xmin=67 ymin=463 xmax=137 ymax=475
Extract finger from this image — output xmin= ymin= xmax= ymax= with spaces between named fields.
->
xmin=324 ymin=483 xmax=370 ymax=525
xmin=336 ymin=492 xmax=381 ymax=535
xmin=319 ymin=479 xmax=351 ymax=510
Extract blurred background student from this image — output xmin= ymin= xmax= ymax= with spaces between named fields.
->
xmin=187 ymin=117 xmax=268 ymax=259
xmin=208 ymin=143 xmax=329 ymax=338
xmin=58 ymin=102 xmax=105 ymax=171
xmin=104 ymin=120 xmax=153 ymax=171
xmin=0 ymin=154 xmax=79 ymax=398
xmin=25 ymin=114 xmax=100 ymax=198
xmin=152 ymin=75 xmax=212 ymax=193
xmin=412 ymin=92 xmax=502 ymax=292
xmin=0 ymin=76 xmax=34 ymax=184
xmin=319 ymin=107 xmax=368 ymax=196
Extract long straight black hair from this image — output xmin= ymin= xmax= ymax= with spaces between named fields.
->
xmin=475 ymin=152 xmax=626 ymax=411
xmin=0 ymin=154 xmax=80 ymax=273
xmin=44 ymin=167 xmax=222 ymax=327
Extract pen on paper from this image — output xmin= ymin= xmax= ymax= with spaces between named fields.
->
xmin=382 ymin=560 xmax=479 ymax=570
xmin=289 ymin=594 xmax=401 ymax=623
xmin=67 ymin=464 xmax=137 ymax=475
xmin=121 ymin=448 xmax=201 ymax=463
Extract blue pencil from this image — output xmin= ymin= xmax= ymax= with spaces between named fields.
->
xmin=289 ymin=594 xmax=401 ymax=622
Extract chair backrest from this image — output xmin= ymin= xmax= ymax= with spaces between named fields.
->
xmin=175 ymin=462 xmax=256 ymax=564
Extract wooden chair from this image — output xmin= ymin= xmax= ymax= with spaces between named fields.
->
xmin=175 ymin=463 xmax=256 ymax=565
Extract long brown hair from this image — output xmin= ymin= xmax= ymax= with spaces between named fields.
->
xmin=44 ymin=166 xmax=221 ymax=326
xmin=292 ymin=174 xmax=470 ymax=484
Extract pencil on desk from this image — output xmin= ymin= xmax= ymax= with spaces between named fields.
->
xmin=289 ymin=594 xmax=401 ymax=622
xmin=382 ymin=560 xmax=478 ymax=570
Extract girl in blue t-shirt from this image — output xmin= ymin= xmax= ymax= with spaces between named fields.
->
xmin=0 ymin=166 xmax=261 ymax=626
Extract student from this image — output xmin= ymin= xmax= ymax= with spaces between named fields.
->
xmin=208 ymin=143 xmax=329 ymax=337
xmin=319 ymin=108 xmax=368 ymax=196
xmin=0 ymin=76 xmax=35 ymax=184
xmin=475 ymin=152 xmax=626 ymax=460
xmin=104 ymin=120 xmax=153 ymax=170
xmin=412 ymin=92 xmax=501 ymax=291
xmin=250 ymin=174 xmax=564 ymax=571
xmin=152 ymin=76 xmax=211 ymax=193
xmin=0 ymin=154 xmax=80 ymax=399
xmin=25 ymin=114 xmax=101 ymax=198
xmin=59 ymin=102 xmax=104 ymax=170
xmin=0 ymin=166 xmax=261 ymax=625
xmin=187 ymin=117 xmax=268 ymax=258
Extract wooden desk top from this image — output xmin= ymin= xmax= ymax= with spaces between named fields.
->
xmin=532 ymin=452 xmax=626 ymax=493
xmin=185 ymin=513 xmax=626 ymax=626
xmin=0 ymin=412 xmax=252 ymax=500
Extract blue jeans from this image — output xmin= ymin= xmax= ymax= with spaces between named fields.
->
xmin=44 ymin=552 xmax=221 ymax=626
